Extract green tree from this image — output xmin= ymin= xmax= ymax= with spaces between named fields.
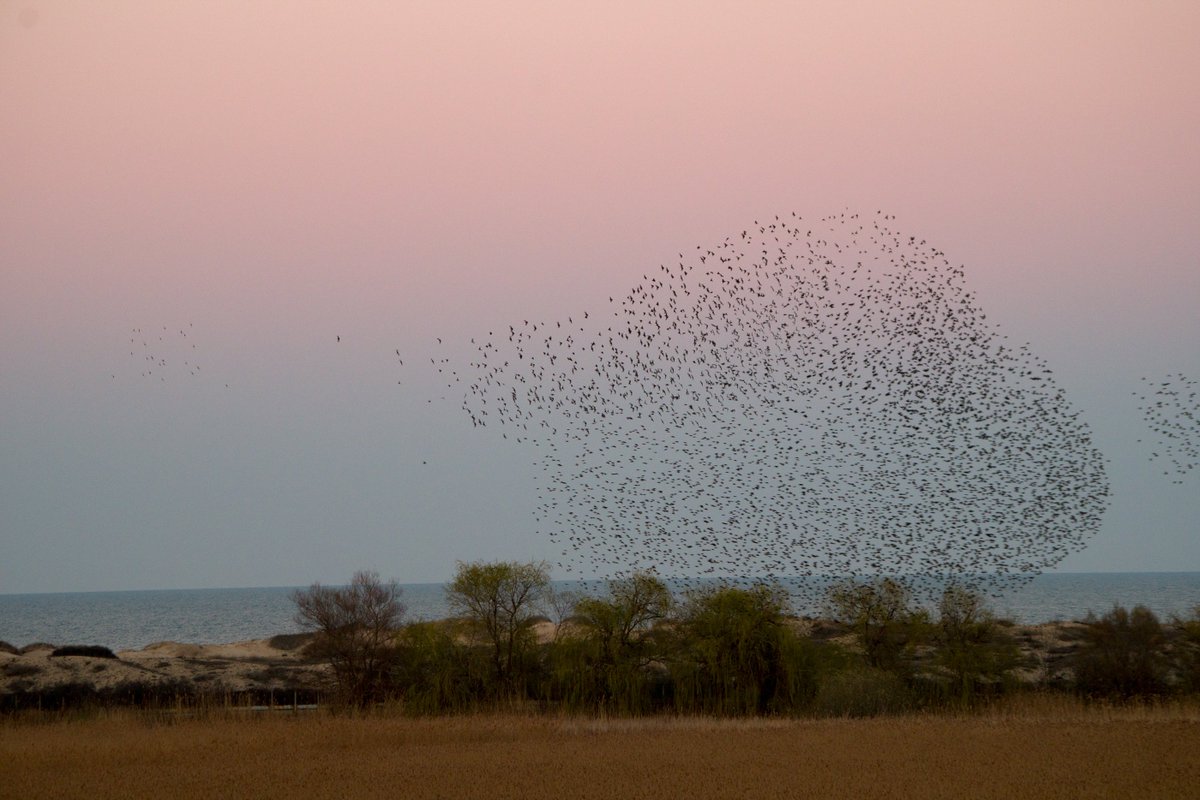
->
xmin=827 ymin=578 xmax=924 ymax=673
xmin=933 ymin=585 xmax=1021 ymax=706
xmin=1171 ymin=605 xmax=1200 ymax=693
xmin=573 ymin=572 xmax=672 ymax=666
xmin=675 ymin=583 xmax=816 ymax=714
xmin=567 ymin=572 xmax=673 ymax=711
xmin=446 ymin=559 xmax=551 ymax=694
xmin=291 ymin=570 xmax=404 ymax=707
xmin=1073 ymin=605 xmax=1169 ymax=700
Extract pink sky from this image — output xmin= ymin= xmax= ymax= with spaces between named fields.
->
xmin=1 ymin=1 xmax=1197 ymax=592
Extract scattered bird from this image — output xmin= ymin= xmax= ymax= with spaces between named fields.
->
xmin=1135 ymin=373 xmax=1198 ymax=484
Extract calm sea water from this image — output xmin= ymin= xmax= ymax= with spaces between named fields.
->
xmin=1 ymin=573 xmax=1197 ymax=653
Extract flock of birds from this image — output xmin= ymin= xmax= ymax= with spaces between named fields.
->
xmin=124 ymin=324 xmax=231 ymax=388
xmin=1136 ymin=374 xmax=1198 ymax=485
xmin=417 ymin=212 xmax=1113 ymax=607
xmin=121 ymin=212 xmax=1194 ymax=610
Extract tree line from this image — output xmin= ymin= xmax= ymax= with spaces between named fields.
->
xmin=293 ymin=563 xmax=1200 ymax=713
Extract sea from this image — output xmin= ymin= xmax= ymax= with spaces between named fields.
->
xmin=1 ymin=573 xmax=1198 ymax=653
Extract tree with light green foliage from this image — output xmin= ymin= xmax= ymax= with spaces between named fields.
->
xmin=565 ymin=572 xmax=673 ymax=711
xmin=827 ymin=578 xmax=926 ymax=674
xmin=446 ymin=559 xmax=550 ymax=693
xmin=933 ymin=585 xmax=1022 ymax=706
xmin=674 ymin=583 xmax=819 ymax=714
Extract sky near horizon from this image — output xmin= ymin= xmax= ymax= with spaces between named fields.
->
xmin=1 ymin=1 xmax=1197 ymax=594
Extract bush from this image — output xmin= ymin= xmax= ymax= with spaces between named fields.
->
xmin=292 ymin=570 xmax=405 ymax=707
xmin=2 ymin=661 xmax=43 ymax=678
xmin=812 ymin=666 xmax=915 ymax=717
xmin=932 ymin=586 xmax=1022 ymax=706
xmin=50 ymin=645 xmax=118 ymax=659
xmin=267 ymin=632 xmax=316 ymax=652
xmin=0 ymin=641 xmax=19 ymax=655
xmin=1073 ymin=605 xmax=1169 ymax=700
xmin=1170 ymin=605 xmax=1200 ymax=693
xmin=673 ymin=583 xmax=820 ymax=715
xmin=827 ymin=579 xmax=925 ymax=673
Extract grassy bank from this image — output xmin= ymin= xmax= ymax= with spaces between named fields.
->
xmin=3 ymin=697 xmax=1199 ymax=800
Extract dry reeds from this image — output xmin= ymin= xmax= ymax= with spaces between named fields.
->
xmin=3 ymin=704 xmax=1198 ymax=800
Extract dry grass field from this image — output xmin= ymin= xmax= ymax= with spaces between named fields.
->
xmin=3 ymin=697 xmax=1198 ymax=800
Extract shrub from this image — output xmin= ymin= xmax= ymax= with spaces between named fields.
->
xmin=0 ymin=641 xmax=19 ymax=655
xmin=267 ymin=632 xmax=316 ymax=652
xmin=827 ymin=578 xmax=926 ymax=673
xmin=50 ymin=645 xmax=118 ymax=659
xmin=812 ymin=666 xmax=915 ymax=717
xmin=292 ymin=570 xmax=405 ymax=707
xmin=673 ymin=583 xmax=819 ymax=715
xmin=932 ymin=586 xmax=1022 ymax=706
xmin=1170 ymin=605 xmax=1200 ymax=693
xmin=1073 ymin=605 xmax=1169 ymax=700
xmin=2 ymin=661 xmax=43 ymax=678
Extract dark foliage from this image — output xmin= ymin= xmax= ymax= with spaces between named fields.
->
xmin=50 ymin=645 xmax=118 ymax=659
xmin=1073 ymin=605 xmax=1169 ymax=700
xmin=292 ymin=571 xmax=405 ymax=707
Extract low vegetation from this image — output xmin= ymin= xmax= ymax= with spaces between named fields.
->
xmin=50 ymin=645 xmax=118 ymax=659
xmin=5 ymin=563 xmax=1200 ymax=717
xmin=283 ymin=563 xmax=1200 ymax=716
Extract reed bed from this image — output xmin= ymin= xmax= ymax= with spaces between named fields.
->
xmin=3 ymin=700 xmax=1198 ymax=799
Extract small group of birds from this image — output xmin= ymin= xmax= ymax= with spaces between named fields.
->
xmin=1136 ymin=373 xmax=1198 ymax=484
xmin=414 ymin=211 xmax=1111 ymax=611
xmin=125 ymin=324 xmax=207 ymax=382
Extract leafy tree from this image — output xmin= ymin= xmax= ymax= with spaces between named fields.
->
xmin=292 ymin=570 xmax=404 ymax=706
xmin=574 ymin=572 xmax=672 ymax=666
xmin=1073 ymin=604 xmax=1169 ymax=700
xmin=933 ymin=585 xmax=1021 ymax=705
xmin=827 ymin=578 xmax=925 ymax=673
xmin=446 ymin=559 xmax=550 ymax=693
xmin=1171 ymin=605 xmax=1200 ymax=693
xmin=566 ymin=572 xmax=673 ymax=711
xmin=675 ymin=583 xmax=816 ymax=714
xmin=393 ymin=620 xmax=483 ymax=713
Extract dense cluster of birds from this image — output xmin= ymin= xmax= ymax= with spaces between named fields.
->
xmin=420 ymin=212 xmax=1111 ymax=608
xmin=1136 ymin=373 xmax=1198 ymax=484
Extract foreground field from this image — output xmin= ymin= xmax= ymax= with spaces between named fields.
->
xmin=4 ymin=699 xmax=1199 ymax=800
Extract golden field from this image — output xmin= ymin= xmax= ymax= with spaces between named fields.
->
xmin=3 ymin=698 xmax=1199 ymax=800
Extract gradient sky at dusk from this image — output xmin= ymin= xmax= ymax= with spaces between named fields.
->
xmin=2 ymin=1 xmax=1197 ymax=593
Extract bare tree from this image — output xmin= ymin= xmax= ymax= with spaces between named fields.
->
xmin=292 ymin=570 xmax=405 ymax=706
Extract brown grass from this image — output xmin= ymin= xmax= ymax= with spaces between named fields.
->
xmin=3 ymin=698 xmax=1199 ymax=799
